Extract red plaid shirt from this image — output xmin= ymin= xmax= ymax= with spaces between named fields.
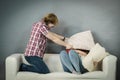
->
xmin=24 ymin=21 xmax=49 ymax=58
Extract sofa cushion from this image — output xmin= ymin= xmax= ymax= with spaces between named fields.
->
xmin=66 ymin=30 xmax=95 ymax=50
xmin=16 ymin=71 xmax=105 ymax=80
xmin=21 ymin=54 xmax=64 ymax=72
xmin=43 ymin=54 xmax=64 ymax=72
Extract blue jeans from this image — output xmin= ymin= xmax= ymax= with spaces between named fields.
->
xmin=19 ymin=56 xmax=50 ymax=74
xmin=60 ymin=50 xmax=88 ymax=74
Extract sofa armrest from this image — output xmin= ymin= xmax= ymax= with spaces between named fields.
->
xmin=102 ymin=54 xmax=117 ymax=80
xmin=6 ymin=54 xmax=22 ymax=80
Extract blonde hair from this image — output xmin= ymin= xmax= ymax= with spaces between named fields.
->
xmin=43 ymin=13 xmax=58 ymax=26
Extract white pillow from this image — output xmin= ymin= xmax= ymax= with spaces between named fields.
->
xmin=66 ymin=30 xmax=95 ymax=50
xmin=82 ymin=43 xmax=109 ymax=71
xmin=82 ymin=56 xmax=94 ymax=72
xmin=88 ymin=43 xmax=109 ymax=62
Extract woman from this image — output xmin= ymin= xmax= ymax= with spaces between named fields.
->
xmin=19 ymin=13 xmax=72 ymax=74
xmin=60 ymin=49 xmax=89 ymax=74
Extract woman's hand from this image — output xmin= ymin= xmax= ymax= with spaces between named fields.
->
xmin=66 ymin=44 xmax=73 ymax=49
xmin=64 ymin=37 xmax=69 ymax=42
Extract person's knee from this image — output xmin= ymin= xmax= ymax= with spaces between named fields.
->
xmin=69 ymin=50 xmax=79 ymax=58
xmin=60 ymin=50 xmax=67 ymax=56
xmin=60 ymin=50 xmax=68 ymax=59
xmin=69 ymin=50 xmax=76 ymax=55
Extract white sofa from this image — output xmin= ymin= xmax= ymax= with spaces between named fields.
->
xmin=6 ymin=53 xmax=117 ymax=80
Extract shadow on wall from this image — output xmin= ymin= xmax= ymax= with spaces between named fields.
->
xmin=0 ymin=63 xmax=5 ymax=80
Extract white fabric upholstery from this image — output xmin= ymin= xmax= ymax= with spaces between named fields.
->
xmin=6 ymin=53 xmax=117 ymax=80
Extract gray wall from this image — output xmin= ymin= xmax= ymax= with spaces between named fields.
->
xmin=0 ymin=0 xmax=120 ymax=80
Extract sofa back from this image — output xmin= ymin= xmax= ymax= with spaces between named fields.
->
xmin=22 ymin=53 xmax=64 ymax=72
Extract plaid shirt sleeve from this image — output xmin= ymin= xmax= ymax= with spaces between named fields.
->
xmin=39 ymin=25 xmax=48 ymax=36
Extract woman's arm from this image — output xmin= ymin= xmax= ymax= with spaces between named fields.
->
xmin=45 ymin=31 xmax=72 ymax=49
xmin=74 ymin=50 xmax=87 ymax=56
